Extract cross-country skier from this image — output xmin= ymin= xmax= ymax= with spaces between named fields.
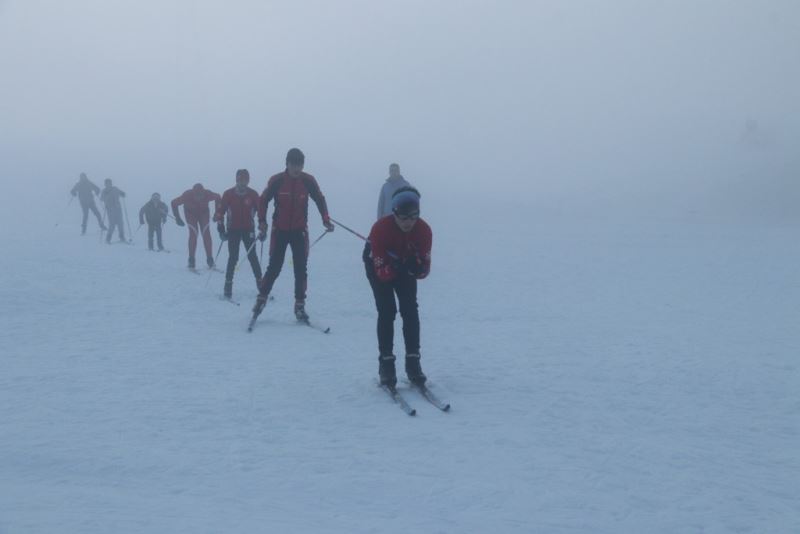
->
xmin=139 ymin=193 xmax=168 ymax=251
xmin=71 ymin=172 xmax=106 ymax=235
xmin=376 ymin=163 xmax=412 ymax=219
xmin=253 ymin=148 xmax=334 ymax=321
xmin=100 ymin=178 xmax=127 ymax=243
xmin=214 ymin=169 xmax=262 ymax=299
xmin=171 ymin=183 xmax=221 ymax=270
xmin=364 ymin=186 xmax=431 ymax=387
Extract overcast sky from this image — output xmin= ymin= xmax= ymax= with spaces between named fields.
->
xmin=1 ymin=0 xmax=798 ymax=221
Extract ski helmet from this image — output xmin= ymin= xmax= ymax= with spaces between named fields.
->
xmin=391 ymin=186 xmax=421 ymax=217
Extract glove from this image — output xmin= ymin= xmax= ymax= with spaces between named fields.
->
xmin=175 ymin=216 xmax=185 ymax=227
xmin=323 ymin=217 xmax=334 ymax=232
xmin=217 ymin=223 xmax=227 ymax=241
xmin=403 ymin=255 xmax=423 ymax=277
xmin=71 ymin=191 xmax=77 ymax=197
xmin=139 ymin=218 xmax=145 ymax=226
xmin=257 ymin=222 xmax=267 ymax=242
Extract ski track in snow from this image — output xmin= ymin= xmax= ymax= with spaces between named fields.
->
xmin=1 ymin=206 xmax=798 ymax=533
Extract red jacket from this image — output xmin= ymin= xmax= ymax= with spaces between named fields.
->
xmin=258 ymin=171 xmax=330 ymax=231
xmin=368 ymin=216 xmax=432 ymax=282
xmin=171 ymin=185 xmax=221 ymax=220
xmin=215 ymin=186 xmax=259 ymax=230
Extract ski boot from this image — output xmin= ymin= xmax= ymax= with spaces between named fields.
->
xmin=252 ymin=293 xmax=268 ymax=316
xmin=294 ymin=299 xmax=309 ymax=323
xmin=81 ymin=225 xmax=87 ymax=235
xmin=188 ymin=256 xmax=196 ymax=269
xmin=223 ymin=280 xmax=233 ymax=299
xmin=405 ymin=353 xmax=427 ymax=386
xmin=207 ymin=256 xmax=215 ymax=269
xmin=379 ymin=354 xmax=397 ymax=388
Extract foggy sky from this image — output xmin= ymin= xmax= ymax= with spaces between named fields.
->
xmin=1 ymin=0 xmax=798 ymax=222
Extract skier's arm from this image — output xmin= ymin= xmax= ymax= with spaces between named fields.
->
xmin=377 ymin=185 xmax=385 ymax=219
xmin=138 ymin=205 xmax=146 ymax=225
xmin=118 ymin=188 xmax=126 ymax=197
xmin=71 ymin=183 xmax=78 ymax=196
xmin=91 ymin=182 xmax=100 ymax=195
xmin=171 ymin=194 xmax=186 ymax=225
xmin=368 ymin=227 xmax=397 ymax=282
xmin=258 ymin=180 xmax=278 ymax=225
xmin=213 ymin=191 xmax=228 ymax=223
xmin=209 ymin=191 xmax=221 ymax=214
xmin=306 ymin=176 xmax=333 ymax=229
xmin=416 ymin=226 xmax=432 ymax=279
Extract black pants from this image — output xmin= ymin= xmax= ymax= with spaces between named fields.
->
xmin=364 ymin=244 xmax=420 ymax=356
xmin=147 ymin=222 xmax=163 ymax=250
xmin=225 ymin=229 xmax=262 ymax=287
xmin=81 ymin=201 xmax=103 ymax=231
xmin=259 ymin=229 xmax=308 ymax=300
xmin=106 ymin=209 xmax=125 ymax=242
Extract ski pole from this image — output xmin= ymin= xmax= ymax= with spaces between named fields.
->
xmin=259 ymin=240 xmax=264 ymax=266
xmin=330 ymin=217 xmax=367 ymax=241
xmin=54 ymin=196 xmax=74 ymax=227
xmin=310 ymin=230 xmax=329 ymax=249
xmin=122 ymin=198 xmax=133 ymax=242
xmin=99 ymin=205 xmax=107 ymax=243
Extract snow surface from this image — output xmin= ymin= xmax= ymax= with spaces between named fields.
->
xmin=1 ymin=195 xmax=798 ymax=533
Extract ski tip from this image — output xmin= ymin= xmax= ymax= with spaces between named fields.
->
xmin=324 ymin=327 xmax=331 ymax=334
xmin=442 ymin=404 xmax=451 ymax=412
xmin=409 ymin=409 xmax=417 ymax=416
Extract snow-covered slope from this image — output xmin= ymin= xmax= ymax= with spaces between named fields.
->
xmin=1 ymin=197 xmax=797 ymax=533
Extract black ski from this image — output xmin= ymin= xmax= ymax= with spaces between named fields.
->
xmin=381 ymin=384 xmax=416 ymax=416
xmin=410 ymin=383 xmax=450 ymax=412
xmin=297 ymin=318 xmax=330 ymax=334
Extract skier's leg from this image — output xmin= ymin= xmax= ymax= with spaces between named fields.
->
xmin=368 ymin=271 xmax=397 ymax=356
xmin=224 ymin=230 xmax=242 ymax=296
xmin=186 ymin=213 xmax=198 ymax=267
xmin=90 ymin=203 xmax=104 ymax=228
xmin=147 ymin=224 xmax=155 ymax=250
xmin=81 ymin=203 xmax=90 ymax=234
xmin=289 ymin=230 xmax=309 ymax=302
xmin=242 ymin=231 xmax=261 ymax=284
xmin=396 ymin=276 xmax=420 ymax=355
xmin=259 ymin=229 xmax=289 ymax=296
xmin=156 ymin=224 xmax=164 ymax=250
xmin=200 ymin=215 xmax=213 ymax=266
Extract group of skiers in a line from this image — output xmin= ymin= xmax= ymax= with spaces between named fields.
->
xmin=70 ymin=149 xmax=432 ymax=387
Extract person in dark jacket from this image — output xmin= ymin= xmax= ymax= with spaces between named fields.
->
xmin=253 ymin=148 xmax=334 ymax=322
xmin=364 ymin=187 xmax=432 ymax=387
xmin=214 ymin=169 xmax=262 ymax=299
xmin=100 ymin=178 xmax=127 ymax=243
xmin=71 ymin=172 xmax=107 ymax=235
xmin=139 ymin=193 xmax=168 ymax=251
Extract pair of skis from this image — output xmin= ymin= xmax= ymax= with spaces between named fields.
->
xmin=382 ymin=382 xmax=450 ymax=416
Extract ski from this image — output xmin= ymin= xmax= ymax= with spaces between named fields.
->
xmin=188 ymin=268 xmax=203 ymax=275
xmin=219 ymin=296 xmax=241 ymax=306
xmin=246 ymin=314 xmax=258 ymax=332
xmin=410 ymin=383 xmax=450 ymax=412
xmin=297 ymin=319 xmax=330 ymax=334
xmin=381 ymin=384 xmax=416 ymax=416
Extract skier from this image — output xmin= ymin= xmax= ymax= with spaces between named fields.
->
xmin=214 ymin=169 xmax=262 ymax=299
xmin=139 ymin=193 xmax=168 ymax=251
xmin=100 ymin=178 xmax=127 ymax=243
xmin=70 ymin=172 xmax=106 ymax=234
xmin=171 ymin=183 xmax=221 ymax=270
xmin=253 ymin=148 xmax=334 ymax=321
xmin=364 ymin=186 xmax=431 ymax=387
xmin=376 ymin=163 xmax=412 ymax=219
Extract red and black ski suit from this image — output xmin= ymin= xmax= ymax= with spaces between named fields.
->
xmin=364 ymin=215 xmax=432 ymax=356
xmin=214 ymin=186 xmax=262 ymax=291
xmin=171 ymin=185 xmax=221 ymax=264
xmin=257 ymin=171 xmax=331 ymax=301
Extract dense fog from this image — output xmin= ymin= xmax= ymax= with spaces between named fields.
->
xmin=1 ymin=0 xmax=798 ymax=227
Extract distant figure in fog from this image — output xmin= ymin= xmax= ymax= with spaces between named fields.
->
xmin=100 ymin=178 xmax=127 ymax=243
xmin=71 ymin=172 xmax=106 ymax=235
xmin=139 ymin=193 xmax=168 ymax=251
xmin=377 ymin=163 xmax=412 ymax=219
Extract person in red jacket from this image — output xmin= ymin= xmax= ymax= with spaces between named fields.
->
xmin=214 ymin=169 xmax=262 ymax=299
xmin=171 ymin=183 xmax=221 ymax=270
xmin=363 ymin=186 xmax=432 ymax=387
xmin=253 ymin=148 xmax=334 ymax=321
